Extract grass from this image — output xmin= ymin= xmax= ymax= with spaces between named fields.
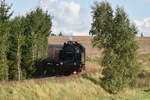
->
xmin=134 ymin=54 xmax=150 ymax=89
xmin=138 ymin=53 xmax=150 ymax=72
xmin=0 ymin=73 xmax=149 ymax=100
xmin=0 ymin=54 xmax=149 ymax=100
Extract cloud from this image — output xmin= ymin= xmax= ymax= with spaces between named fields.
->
xmin=39 ymin=0 xmax=88 ymax=36
xmin=54 ymin=1 xmax=81 ymax=25
xmin=134 ymin=17 xmax=150 ymax=36
xmin=40 ymin=0 xmax=57 ymax=11
xmin=52 ymin=24 xmax=88 ymax=36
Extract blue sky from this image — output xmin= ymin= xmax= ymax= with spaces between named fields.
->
xmin=7 ymin=0 xmax=150 ymax=36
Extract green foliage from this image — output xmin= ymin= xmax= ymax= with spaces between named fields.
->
xmin=8 ymin=17 xmax=25 ymax=80
xmin=51 ymin=33 xmax=56 ymax=36
xmin=0 ymin=0 xmax=52 ymax=80
xmin=21 ymin=8 xmax=52 ymax=78
xmin=90 ymin=1 xmax=139 ymax=93
xmin=90 ymin=1 xmax=113 ymax=49
xmin=0 ymin=0 xmax=13 ymax=80
xmin=59 ymin=32 xmax=63 ymax=36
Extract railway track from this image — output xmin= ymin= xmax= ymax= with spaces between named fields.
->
xmin=20 ymin=68 xmax=100 ymax=83
xmin=0 ymin=62 xmax=101 ymax=85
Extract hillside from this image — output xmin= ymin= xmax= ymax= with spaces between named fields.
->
xmin=0 ymin=38 xmax=149 ymax=100
xmin=0 ymin=69 xmax=149 ymax=100
xmin=48 ymin=36 xmax=150 ymax=58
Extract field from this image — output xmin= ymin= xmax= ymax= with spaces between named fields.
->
xmin=0 ymin=36 xmax=150 ymax=100
xmin=0 ymin=72 xmax=149 ymax=100
xmin=48 ymin=36 xmax=150 ymax=58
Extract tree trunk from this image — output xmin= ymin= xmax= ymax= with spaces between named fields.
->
xmin=16 ymin=35 xmax=21 ymax=80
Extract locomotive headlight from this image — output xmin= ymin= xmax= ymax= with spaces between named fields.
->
xmin=74 ymin=62 xmax=77 ymax=66
xmin=56 ymin=64 xmax=59 ymax=66
xmin=60 ymin=62 xmax=63 ymax=65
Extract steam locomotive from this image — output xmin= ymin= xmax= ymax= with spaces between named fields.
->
xmin=43 ymin=41 xmax=86 ymax=75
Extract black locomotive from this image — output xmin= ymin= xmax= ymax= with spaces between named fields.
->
xmin=43 ymin=41 xmax=86 ymax=75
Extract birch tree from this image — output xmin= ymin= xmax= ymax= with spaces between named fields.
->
xmin=90 ymin=2 xmax=139 ymax=93
xmin=8 ymin=17 xmax=25 ymax=80
xmin=0 ymin=0 xmax=13 ymax=80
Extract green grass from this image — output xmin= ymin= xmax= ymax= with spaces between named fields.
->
xmin=0 ymin=73 xmax=149 ymax=100
xmin=86 ymin=57 xmax=99 ymax=65
xmin=0 ymin=54 xmax=149 ymax=100
xmin=138 ymin=53 xmax=150 ymax=72
xmin=135 ymin=54 xmax=150 ymax=88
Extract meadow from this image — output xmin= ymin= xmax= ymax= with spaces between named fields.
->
xmin=0 ymin=53 xmax=149 ymax=100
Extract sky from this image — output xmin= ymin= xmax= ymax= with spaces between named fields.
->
xmin=7 ymin=0 xmax=150 ymax=36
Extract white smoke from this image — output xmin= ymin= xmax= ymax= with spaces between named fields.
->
xmin=60 ymin=32 xmax=74 ymax=41
xmin=68 ymin=33 xmax=73 ymax=41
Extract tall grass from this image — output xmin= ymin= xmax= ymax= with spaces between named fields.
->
xmin=0 ymin=73 xmax=149 ymax=100
xmin=0 ymin=54 xmax=149 ymax=100
xmin=135 ymin=54 xmax=150 ymax=88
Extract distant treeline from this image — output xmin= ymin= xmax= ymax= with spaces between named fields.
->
xmin=0 ymin=0 xmax=52 ymax=80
